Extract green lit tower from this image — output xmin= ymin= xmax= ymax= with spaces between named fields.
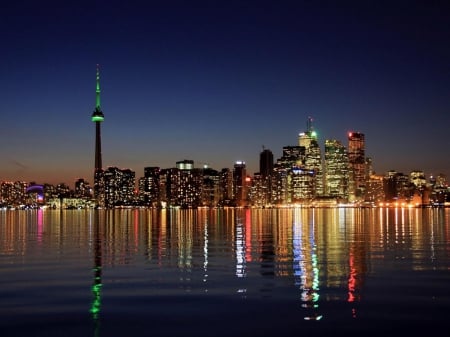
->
xmin=92 ymin=65 xmax=105 ymax=206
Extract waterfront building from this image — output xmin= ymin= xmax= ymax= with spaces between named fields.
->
xmin=348 ymin=131 xmax=366 ymax=200
xmin=410 ymin=170 xmax=427 ymax=188
xmin=233 ymin=161 xmax=247 ymax=207
xmin=271 ymin=165 xmax=288 ymax=205
xmin=274 ymin=145 xmax=305 ymax=205
xmin=299 ymin=117 xmax=324 ymax=197
xmin=324 ymin=139 xmax=349 ymax=201
xmin=0 ymin=181 xmax=28 ymax=206
xmin=383 ymin=170 xmax=412 ymax=203
xmin=103 ymin=167 xmax=135 ymax=208
xmin=305 ymin=139 xmax=323 ymax=196
xmin=91 ymin=65 xmax=105 ymax=207
xmin=159 ymin=168 xmax=179 ymax=207
xmin=158 ymin=162 xmax=202 ymax=208
xmin=287 ymin=167 xmax=315 ymax=203
xmin=259 ymin=148 xmax=274 ymax=178
xmin=201 ymin=166 xmax=220 ymax=207
xmin=176 ymin=164 xmax=202 ymax=208
xmin=74 ymin=178 xmax=91 ymax=198
xmin=430 ymin=173 xmax=449 ymax=205
xmin=364 ymin=174 xmax=385 ymax=204
xmin=258 ymin=148 xmax=274 ymax=205
xmin=219 ymin=168 xmax=233 ymax=206
xmin=140 ymin=167 xmax=161 ymax=207
xmin=430 ymin=173 xmax=448 ymax=188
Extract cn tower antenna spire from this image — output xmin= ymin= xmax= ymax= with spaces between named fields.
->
xmin=96 ymin=64 xmax=101 ymax=109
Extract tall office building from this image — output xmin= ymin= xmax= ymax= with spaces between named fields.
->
xmin=233 ymin=161 xmax=247 ymax=207
xmin=276 ymin=146 xmax=305 ymax=168
xmin=103 ymin=167 xmax=135 ymax=208
xmin=140 ymin=167 xmax=161 ymax=206
xmin=324 ymin=139 xmax=349 ymax=200
xmin=219 ymin=168 xmax=233 ymax=206
xmin=92 ymin=65 xmax=105 ymax=207
xmin=201 ymin=166 xmax=220 ymax=207
xmin=176 ymin=160 xmax=202 ymax=208
xmin=298 ymin=116 xmax=319 ymax=148
xmin=259 ymin=148 xmax=274 ymax=178
xmin=299 ymin=117 xmax=323 ymax=196
xmin=288 ymin=167 xmax=315 ymax=202
xmin=348 ymin=131 xmax=366 ymax=199
xmin=258 ymin=148 xmax=274 ymax=205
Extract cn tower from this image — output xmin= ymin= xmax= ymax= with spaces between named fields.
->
xmin=92 ymin=65 xmax=104 ymax=206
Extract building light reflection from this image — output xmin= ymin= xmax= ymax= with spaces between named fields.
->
xmin=235 ymin=221 xmax=246 ymax=278
xmin=292 ymin=208 xmax=322 ymax=321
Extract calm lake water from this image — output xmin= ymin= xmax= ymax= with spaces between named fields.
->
xmin=0 ymin=207 xmax=449 ymax=337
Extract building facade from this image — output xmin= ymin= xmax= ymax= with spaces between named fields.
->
xmin=348 ymin=131 xmax=366 ymax=200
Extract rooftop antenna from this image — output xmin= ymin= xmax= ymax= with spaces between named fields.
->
xmin=307 ymin=116 xmax=314 ymax=132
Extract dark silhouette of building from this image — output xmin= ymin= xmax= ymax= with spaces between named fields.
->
xmin=233 ymin=161 xmax=247 ymax=207
xmin=92 ymin=65 xmax=105 ymax=207
xmin=259 ymin=147 xmax=274 ymax=178
xmin=140 ymin=167 xmax=161 ymax=207
xmin=348 ymin=131 xmax=366 ymax=200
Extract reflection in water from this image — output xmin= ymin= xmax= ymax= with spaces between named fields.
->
xmin=37 ymin=209 xmax=44 ymax=244
xmin=1 ymin=207 xmax=448 ymax=336
xmin=235 ymin=220 xmax=246 ymax=278
xmin=203 ymin=212 xmax=208 ymax=287
xmin=293 ymin=208 xmax=322 ymax=321
xmin=90 ymin=211 xmax=103 ymax=337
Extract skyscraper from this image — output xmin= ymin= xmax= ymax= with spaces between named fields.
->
xmin=324 ymin=139 xmax=349 ymax=200
xmin=233 ymin=161 xmax=247 ymax=207
xmin=140 ymin=167 xmax=161 ymax=207
xmin=92 ymin=65 xmax=105 ymax=207
xmin=256 ymin=148 xmax=274 ymax=206
xmin=348 ymin=131 xmax=365 ymax=199
xmin=103 ymin=167 xmax=135 ymax=208
xmin=259 ymin=148 xmax=274 ymax=178
xmin=298 ymin=117 xmax=323 ymax=196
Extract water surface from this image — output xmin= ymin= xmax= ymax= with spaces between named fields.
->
xmin=1 ymin=207 xmax=449 ymax=336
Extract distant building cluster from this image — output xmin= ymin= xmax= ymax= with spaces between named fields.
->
xmin=2 ymin=69 xmax=448 ymax=209
xmin=1 ymin=119 xmax=448 ymax=209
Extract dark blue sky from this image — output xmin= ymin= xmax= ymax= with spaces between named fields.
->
xmin=1 ymin=0 xmax=449 ymax=186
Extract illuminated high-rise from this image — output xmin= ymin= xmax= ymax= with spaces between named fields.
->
xmin=140 ymin=167 xmax=161 ymax=207
xmin=348 ymin=131 xmax=365 ymax=199
xmin=103 ymin=167 xmax=135 ymax=208
xmin=299 ymin=117 xmax=323 ymax=196
xmin=324 ymin=139 xmax=349 ymax=200
xmin=258 ymin=148 xmax=274 ymax=205
xmin=233 ymin=161 xmax=247 ymax=207
xmin=92 ymin=65 xmax=105 ymax=207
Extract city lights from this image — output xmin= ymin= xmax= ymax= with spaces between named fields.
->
xmin=0 ymin=74 xmax=449 ymax=210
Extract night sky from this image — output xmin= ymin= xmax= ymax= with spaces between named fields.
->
xmin=1 ymin=0 xmax=449 ymax=187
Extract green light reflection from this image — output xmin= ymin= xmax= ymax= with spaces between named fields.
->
xmin=90 ymin=267 xmax=102 ymax=319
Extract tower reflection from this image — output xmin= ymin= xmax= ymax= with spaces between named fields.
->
xmin=90 ymin=210 xmax=103 ymax=336
xmin=292 ymin=208 xmax=322 ymax=321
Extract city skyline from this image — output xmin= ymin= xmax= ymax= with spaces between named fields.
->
xmin=1 ymin=0 xmax=449 ymax=186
